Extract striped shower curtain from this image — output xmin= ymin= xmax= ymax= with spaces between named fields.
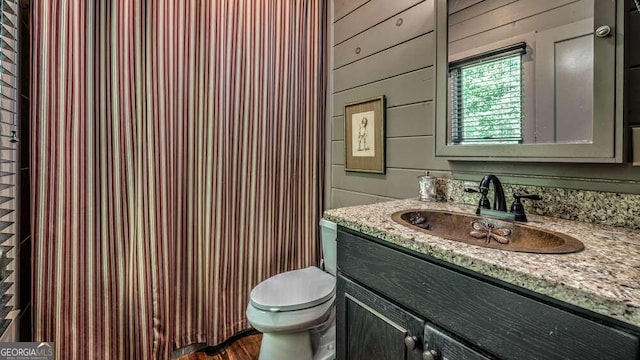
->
xmin=30 ymin=1 xmax=326 ymax=359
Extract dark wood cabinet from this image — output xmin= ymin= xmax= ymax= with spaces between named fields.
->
xmin=336 ymin=227 xmax=640 ymax=360
xmin=338 ymin=276 xmax=424 ymax=360
xmin=424 ymin=324 xmax=491 ymax=360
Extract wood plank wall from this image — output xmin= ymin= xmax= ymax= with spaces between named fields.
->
xmin=328 ymin=0 xmax=640 ymax=209
xmin=449 ymin=0 xmax=593 ymax=55
xmin=330 ymin=0 xmax=450 ymax=208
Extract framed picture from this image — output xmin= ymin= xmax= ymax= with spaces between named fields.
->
xmin=344 ymin=96 xmax=386 ymax=173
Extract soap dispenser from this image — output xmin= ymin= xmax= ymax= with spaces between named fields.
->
xmin=418 ymin=171 xmax=437 ymax=201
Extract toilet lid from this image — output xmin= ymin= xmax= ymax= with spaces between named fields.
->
xmin=250 ymin=266 xmax=335 ymax=312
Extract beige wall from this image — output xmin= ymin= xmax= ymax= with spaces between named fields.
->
xmin=327 ymin=0 xmax=640 ymax=209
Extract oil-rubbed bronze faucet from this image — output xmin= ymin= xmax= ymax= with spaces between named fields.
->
xmin=465 ymin=175 xmax=540 ymax=222
xmin=479 ymin=175 xmax=507 ymax=212
xmin=465 ymin=174 xmax=507 ymax=215
xmin=510 ymin=193 xmax=542 ymax=222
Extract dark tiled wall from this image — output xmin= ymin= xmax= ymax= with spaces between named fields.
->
xmin=628 ymin=0 xmax=640 ymax=126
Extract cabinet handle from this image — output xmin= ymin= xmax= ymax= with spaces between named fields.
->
xmin=595 ymin=25 xmax=611 ymax=38
xmin=422 ymin=349 xmax=438 ymax=360
xmin=404 ymin=335 xmax=418 ymax=351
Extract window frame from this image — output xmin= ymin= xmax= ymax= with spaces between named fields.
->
xmin=449 ymin=43 xmax=526 ymax=145
xmin=445 ymin=34 xmax=537 ymax=147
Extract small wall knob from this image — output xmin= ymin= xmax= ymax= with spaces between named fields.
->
xmin=404 ymin=335 xmax=418 ymax=351
xmin=422 ymin=349 xmax=437 ymax=360
xmin=595 ymin=25 xmax=611 ymax=38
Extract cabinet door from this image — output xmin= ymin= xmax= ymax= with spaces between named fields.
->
xmin=424 ymin=323 xmax=492 ymax=360
xmin=337 ymin=275 xmax=424 ymax=360
xmin=338 ymin=229 xmax=640 ymax=360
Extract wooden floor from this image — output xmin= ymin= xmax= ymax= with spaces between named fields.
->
xmin=176 ymin=333 xmax=262 ymax=360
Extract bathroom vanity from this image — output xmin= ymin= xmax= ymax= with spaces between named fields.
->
xmin=325 ymin=200 xmax=640 ymax=360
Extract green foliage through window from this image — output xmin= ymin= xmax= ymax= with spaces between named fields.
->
xmin=450 ymin=54 xmax=523 ymax=144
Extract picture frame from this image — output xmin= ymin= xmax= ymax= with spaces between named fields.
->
xmin=344 ymin=96 xmax=386 ymax=173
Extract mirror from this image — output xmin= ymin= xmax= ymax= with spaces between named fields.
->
xmin=435 ymin=0 xmax=624 ymax=162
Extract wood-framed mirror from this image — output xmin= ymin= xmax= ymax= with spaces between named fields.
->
xmin=435 ymin=0 xmax=626 ymax=162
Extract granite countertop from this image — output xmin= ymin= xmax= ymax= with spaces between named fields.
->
xmin=324 ymin=199 xmax=640 ymax=328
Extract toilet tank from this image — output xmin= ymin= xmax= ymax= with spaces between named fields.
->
xmin=319 ymin=218 xmax=337 ymax=275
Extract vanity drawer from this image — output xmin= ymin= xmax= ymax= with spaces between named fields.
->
xmin=337 ymin=228 xmax=640 ymax=360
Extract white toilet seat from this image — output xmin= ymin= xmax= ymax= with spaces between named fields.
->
xmin=250 ymin=266 xmax=335 ymax=312
xmin=247 ymin=294 xmax=335 ymax=333
xmin=247 ymin=266 xmax=336 ymax=334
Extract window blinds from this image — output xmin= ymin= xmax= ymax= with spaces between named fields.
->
xmin=0 ymin=0 xmax=18 ymax=337
xmin=450 ymin=43 xmax=525 ymax=145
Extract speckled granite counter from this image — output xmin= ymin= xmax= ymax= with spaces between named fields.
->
xmin=324 ymin=199 xmax=640 ymax=328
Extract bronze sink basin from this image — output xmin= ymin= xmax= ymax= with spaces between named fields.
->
xmin=391 ymin=209 xmax=584 ymax=254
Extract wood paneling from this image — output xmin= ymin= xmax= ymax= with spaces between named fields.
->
xmin=332 ymin=116 xmax=343 ymax=141
xmin=449 ymin=0 xmax=517 ymax=25
xmin=386 ymin=137 xmax=446 ymax=170
xmin=332 ymin=165 xmax=450 ymax=199
xmin=330 ymin=0 xmax=444 ymax=208
xmin=333 ymin=136 xmax=448 ymax=170
xmin=448 ymin=0 xmax=483 ymax=14
xmin=449 ymin=0 xmax=576 ymax=42
xmin=333 ymin=165 xmax=426 ymax=199
xmin=334 ymin=0 xmax=434 ymax=69
xmin=450 ymin=0 xmax=592 ymax=54
xmin=385 ymin=102 xmax=435 ymax=137
xmin=334 ymin=0 xmax=369 ymax=22
xmin=334 ymin=0 xmax=423 ymax=44
xmin=332 ymin=141 xmax=344 ymax=165
xmin=331 ymin=116 xmax=343 ymax=141
xmin=333 ymin=67 xmax=434 ymax=117
xmin=331 ymin=188 xmax=395 ymax=208
xmin=333 ymin=102 xmax=433 ymax=141
xmin=334 ymin=33 xmax=434 ymax=92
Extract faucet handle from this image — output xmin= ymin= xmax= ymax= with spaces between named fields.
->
xmin=513 ymin=193 xmax=542 ymax=201
xmin=465 ymin=187 xmax=491 ymax=215
xmin=510 ymin=193 xmax=541 ymax=222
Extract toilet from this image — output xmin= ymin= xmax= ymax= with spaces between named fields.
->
xmin=246 ymin=218 xmax=337 ymax=360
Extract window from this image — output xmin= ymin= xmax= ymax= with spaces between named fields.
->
xmin=449 ymin=43 xmax=526 ymax=145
